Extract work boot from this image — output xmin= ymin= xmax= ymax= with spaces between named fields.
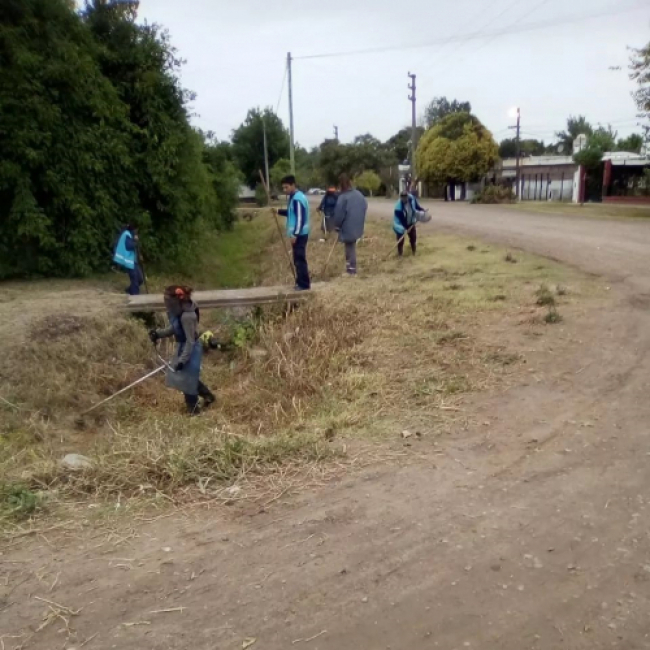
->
xmin=202 ymin=392 xmax=216 ymax=408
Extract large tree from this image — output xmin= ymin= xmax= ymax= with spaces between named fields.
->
xmin=424 ymin=97 xmax=472 ymax=129
xmin=386 ymin=126 xmax=425 ymax=164
xmin=617 ymin=133 xmax=644 ymax=153
xmin=231 ymin=108 xmax=290 ymax=188
xmin=318 ymin=135 xmax=395 ymax=185
xmin=631 ymin=41 xmax=650 ymax=142
xmin=416 ymin=112 xmax=498 ymax=185
xmin=499 ymin=138 xmax=546 ymax=159
xmin=555 ymin=115 xmax=594 ymax=155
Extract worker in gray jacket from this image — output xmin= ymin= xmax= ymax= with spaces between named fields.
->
xmin=332 ymin=174 xmax=368 ymax=276
xmin=149 ymin=285 xmax=215 ymax=415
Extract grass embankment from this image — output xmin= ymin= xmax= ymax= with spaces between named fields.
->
xmin=0 ymin=210 xmax=596 ymax=527
xmin=508 ymin=201 xmax=650 ymax=220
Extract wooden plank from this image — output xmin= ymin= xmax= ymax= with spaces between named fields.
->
xmin=122 ymin=284 xmax=322 ymax=313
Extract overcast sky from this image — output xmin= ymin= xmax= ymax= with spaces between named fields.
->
xmin=137 ymin=0 xmax=650 ymax=148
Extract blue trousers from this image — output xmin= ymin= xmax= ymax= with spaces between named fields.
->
xmin=292 ymin=235 xmax=310 ymax=289
xmin=127 ymin=266 xmax=143 ymax=295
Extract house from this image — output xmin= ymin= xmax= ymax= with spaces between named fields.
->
xmin=600 ymin=151 xmax=650 ymax=204
xmin=495 ymin=156 xmax=578 ymax=202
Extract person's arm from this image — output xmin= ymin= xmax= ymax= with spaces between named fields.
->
xmin=277 ymin=209 xmax=288 ymax=217
xmin=318 ymin=196 xmax=326 ymax=212
xmin=292 ymin=200 xmax=306 ymax=237
xmin=156 ymin=324 xmax=174 ymax=339
xmin=332 ymin=196 xmax=345 ymax=229
xmin=124 ymin=233 xmax=137 ymax=253
xmin=413 ymin=197 xmax=425 ymax=212
xmin=177 ymin=312 xmax=197 ymax=367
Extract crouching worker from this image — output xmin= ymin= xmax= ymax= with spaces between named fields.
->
xmin=149 ymin=286 xmax=215 ymax=415
xmin=393 ymin=191 xmax=427 ymax=257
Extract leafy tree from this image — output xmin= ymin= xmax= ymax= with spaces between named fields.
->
xmin=424 ymin=97 xmax=472 ymax=128
xmin=270 ymin=158 xmax=293 ymax=190
xmin=202 ymin=135 xmax=241 ymax=230
xmin=573 ymin=129 xmax=614 ymax=169
xmin=555 ymin=116 xmax=594 ymax=155
xmin=616 ymin=133 xmax=644 ymax=153
xmin=0 ymin=0 xmax=233 ymax=279
xmin=318 ymin=134 xmax=396 ymax=184
xmin=231 ymin=108 xmax=290 ymax=188
xmin=354 ymin=170 xmax=381 ymax=196
xmin=630 ymin=41 xmax=650 ymax=141
xmin=386 ymin=126 xmax=425 ymax=164
xmin=498 ymin=138 xmax=546 ymax=158
xmin=0 ymin=0 xmax=137 ymax=277
xmin=416 ymin=112 xmax=498 ymax=185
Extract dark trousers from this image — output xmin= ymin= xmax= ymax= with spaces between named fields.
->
xmin=184 ymin=381 xmax=213 ymax=410
xmin=292 ymin=235 xmax=310 ymax=289
xmin=396 ymin=227 xmax=417 ymax=256
xmin=345 ymin=241 xmax=357 ymax=275
xmin=127 ymin=265 xmax=143 ymax=295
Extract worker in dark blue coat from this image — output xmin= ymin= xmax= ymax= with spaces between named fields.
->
xmin=318 ymin=187 xmax=339 ymax=242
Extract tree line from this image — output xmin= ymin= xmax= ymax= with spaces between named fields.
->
xmin=0 ymin=0 xmax=240 ymax=279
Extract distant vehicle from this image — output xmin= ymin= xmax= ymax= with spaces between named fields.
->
xmin=307 ymin=188 xmax=326 ymax=195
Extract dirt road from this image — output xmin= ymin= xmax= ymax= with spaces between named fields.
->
xmin=5 ymin=205 xmax=650 ymax=650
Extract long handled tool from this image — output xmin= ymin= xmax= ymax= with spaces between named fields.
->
xmin=80 ymin=365 xmax=166 ymax=416
xmin=385 ymin=224 xmax=416 ymax=261
xmin=320 ymin=237 xmax=339 ymax=278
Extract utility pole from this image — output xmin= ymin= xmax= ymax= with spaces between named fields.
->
xmin=334 ymin=125 xmax=339 ymax=142
xmin=408 ymin=72 xmax=417 ymax=189
xmin=262 ymin=118 xmax=270 ymax=192
xmin=287 ymin=52 xmax=296 ymax=175
xmin=509 ymin=107 xmax=521 ymax=199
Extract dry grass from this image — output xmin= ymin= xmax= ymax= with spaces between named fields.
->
xmin=0 ymin=213 xmax=597 ymax=524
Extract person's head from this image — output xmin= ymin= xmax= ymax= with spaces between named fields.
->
xmin=339 ymin=173 xmax=351 ymax=192
xmin=281 ymin=175 xmax=297 ymax=195
xmin=164 ymin=285 xmax=193 ymax=315
xmin=400 ymin=191 xmax=409 ymax=204
xmin=327 ymin=186 xmax=337 ymax=194
xmin=126 ymin=223 xmax=138 ymax=235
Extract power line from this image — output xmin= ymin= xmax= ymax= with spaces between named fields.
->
xmin=469 ymin=0 xmax=553 ymax=57
xmin=411 ymin=0 xmax=526 ymax=74
xmin=294 ymin=2 xmax=648 ymax=61
xmin=275 ymin=64 xmax=288 ymax=115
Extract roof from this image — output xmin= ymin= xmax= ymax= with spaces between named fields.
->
xmin=500 ymin=155 xmax=575 ymax=168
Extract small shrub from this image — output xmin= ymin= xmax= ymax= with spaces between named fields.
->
xmin=492 ymin=294 xmax=507 ymax=302
xmin=536 ymin=284 xmax=556 ymax=307
xmin=505 ymin=252 xmax=517 ymax=264
xmin=472 ymin=185 xmax=515 ymax=204
xmin=231 ymin=319 xmax=258 ymax=349
xmin=544 ymin=307 xmax=563 ymax=324
xmin=437 ymin=331 xmax=467 ymax=345
xmin=1 ymin=483 xmax=41 ymax=520
xmin=556 ymin=285 xmax=567 ymax=296
xmin=466 ymin=245 xmax=477 ymax=252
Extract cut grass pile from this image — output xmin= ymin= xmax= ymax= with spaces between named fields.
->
xmin=0 ymin=213 xmax=595 ymax=524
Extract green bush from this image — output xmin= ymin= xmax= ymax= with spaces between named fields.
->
xmin=0 ymin=0 xmax=237 ymax=278
xmin=472 ymin=185 xmax=515 ymax=204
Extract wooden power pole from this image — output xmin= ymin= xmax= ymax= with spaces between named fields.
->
xmin=408 ymin=72 xmax=417 ymax=188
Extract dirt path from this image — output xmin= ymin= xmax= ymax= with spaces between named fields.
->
xmin=4 ymin=206 xmax=650 ymax=649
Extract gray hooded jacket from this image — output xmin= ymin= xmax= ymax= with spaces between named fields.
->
xmin=333 ymin=188 xmax=368 ymax=244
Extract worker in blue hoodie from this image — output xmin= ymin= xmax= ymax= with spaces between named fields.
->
xmin=113 ymin=224 xmax=143 ymax=295
xmin=277 ymin=175 xmax=311 ymax=290
xmin=393 ymin=191 xmax=426 ymax=257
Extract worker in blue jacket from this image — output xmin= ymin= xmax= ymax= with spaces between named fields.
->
xmin=393 ymin=192 xmax=425 ymax=257
xmin=113 ymin=224 xmax=143 ymax=295
xmin=277 ymin=175 xmax=311 ymax=290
